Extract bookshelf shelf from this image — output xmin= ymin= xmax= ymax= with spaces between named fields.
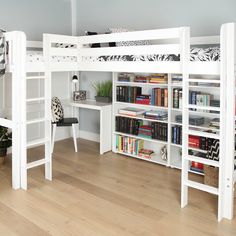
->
xmin=114 ymin=101 xmax=168 ymax=110
xmin=114 ymin=132 xmax=168 ymax=145
xmin=116 ymin=151 xmax=167 ymax=166
xmin=115 ymin=81 xmax=168 ymax=87
xmin=171 ymin=143 xmax=182 ymax=148
xmin=115 ymin=114 xmax=168 ymax=124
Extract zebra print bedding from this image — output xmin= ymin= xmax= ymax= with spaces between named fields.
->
xmin=0 ymin=29 xmax=6 ymax=76
xmin=83 ymin=47 xmax=220 ymax=62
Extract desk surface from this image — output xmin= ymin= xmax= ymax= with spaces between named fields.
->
xmin=70 ymin=99 xmax=112 ymax=110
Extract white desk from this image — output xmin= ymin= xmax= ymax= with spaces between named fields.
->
xmin=70 ymin=100 xmax=112 ymax=154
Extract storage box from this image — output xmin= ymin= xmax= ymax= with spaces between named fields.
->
xmin=204 ymin=165 xmax=219 ymax=188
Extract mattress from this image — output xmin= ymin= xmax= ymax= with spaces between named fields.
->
xmin=27 ymin=51 xmax=77 ymax=63
xmin=82 ymin=47 xmax=220 ymax=62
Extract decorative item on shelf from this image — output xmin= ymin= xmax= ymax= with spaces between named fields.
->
xmin=0 ymin=125 xmax=12 ymax=166
xmin=160 ymin=145 xmax=167 ymax=160
xmin=204 ymin=165 xmax=219 ymax=187
xmin=93 ymin=80 xmax=112 ymax=103
xmin=73 ymin=90 xmax=86 ymax=101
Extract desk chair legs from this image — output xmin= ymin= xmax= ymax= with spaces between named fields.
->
xmin=51 ymin=124 xmax=57 ymax=153
xmin=72 ymin=123 xmax=78 ymax=153
xmin=51 ymin=123 xmax=78 ymax=153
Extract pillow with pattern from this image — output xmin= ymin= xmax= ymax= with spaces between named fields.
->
xmin=108 ymin=28 xmax=149 ymax=47
xmin=51 ymin=97 xmax=64 ymax=123
xmin=85 ymin=31 xmax=101 ymax=48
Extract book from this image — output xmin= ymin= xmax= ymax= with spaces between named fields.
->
xmin=119 ymin=107 xmax=145 ymax=116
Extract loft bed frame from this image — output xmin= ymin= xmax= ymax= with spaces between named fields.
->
xmin=0 ymin=23 xmax=235 ymax=221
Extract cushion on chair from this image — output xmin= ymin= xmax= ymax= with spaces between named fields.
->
xmin=51 ymin=97 xmax=64 ymax=122
xmin=55 ymin=118 xmax=79 ymax=127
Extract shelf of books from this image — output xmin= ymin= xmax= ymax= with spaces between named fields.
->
xmin=112 ymin=72 xmax=221 ymax=176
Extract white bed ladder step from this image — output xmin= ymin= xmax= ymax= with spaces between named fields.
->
xmin=21 ymin=73 xmax=52 ymax=190
xmin=27 ymin=158 xmax=48 ymax=169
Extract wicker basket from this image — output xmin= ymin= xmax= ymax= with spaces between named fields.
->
xmin=204 ymin=165 xmax=219 ymax=188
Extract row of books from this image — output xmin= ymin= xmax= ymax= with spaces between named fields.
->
xmin=189 ymin=91 xmax=212 ymax=111
xmin=115 ymin=116 xmax=142 ymax=135
xmin=116 ymin=135 xmax=155 ymax=159
xmin=173 ymin=88 xmax=182 ymax=109
xmin=117 ymin=73 xmax=168 ymax=84
xmin=151 ymin=123 xmax=168 ymax=141
xmin=116 ymin=86 xmax=169 ymax=107
xmin=115 ymin=116 xmax=168 ymax=141
xmin=116 ymin=135 xmax=144 ymax=155
xmin=189 ymin=135 xmax=216 ymax=151
xmin=150 ymin=88 xmax=168 ymax=107
xmin=116 ymin=86 xmax=142 ymax=103
xmin=144 ymin=110 xmax=168 ymax=121
xmin=172 ymin=125 xmax=182 ymax=145
xmin=118 ymin=108 xmax=168 ymax=121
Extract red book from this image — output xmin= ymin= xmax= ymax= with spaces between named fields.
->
xmin=191 ymin=161 xmax=204 ymax=170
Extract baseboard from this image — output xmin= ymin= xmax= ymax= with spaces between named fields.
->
xmin=79 ymin=130 xmax=100 ymax=143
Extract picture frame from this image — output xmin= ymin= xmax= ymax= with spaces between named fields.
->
xmin=73 ymin=90 xmax=86 ymax=101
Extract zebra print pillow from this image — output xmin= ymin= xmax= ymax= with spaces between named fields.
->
xmin=51 ymin=97 xmax=64 ymax=123
xmin=0 ymin=29 xmax=6 ymax=76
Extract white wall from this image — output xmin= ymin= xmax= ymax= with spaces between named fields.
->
xmin=76 ymin=0 xmax=236 ymax=136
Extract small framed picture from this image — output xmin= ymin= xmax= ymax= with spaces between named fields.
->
xmin=73 ymin=90 xmax=86 ymax=101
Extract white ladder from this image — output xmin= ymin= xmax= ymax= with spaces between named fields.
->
xmin=21 ymin=74 xmax=52 ymax=190
xmin=181 ymin=75 xmax=225 ymax=221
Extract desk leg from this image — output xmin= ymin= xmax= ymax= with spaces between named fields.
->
xmin=100 ymin=106 xmax=112 ymax=155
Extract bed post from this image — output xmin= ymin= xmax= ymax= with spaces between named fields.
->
xmin=181 ymin=26 xmax=190 ymax=208
xmin=11 ymin=32 xmax=27 ymax=190
xmin=222 ymin=23 xmax=235 ymax=220
xmin=43 ymin=34 xmax=52 ymax=181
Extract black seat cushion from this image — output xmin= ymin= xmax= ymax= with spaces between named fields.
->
xmin=54 ymin=118 xmax=78 ymax=127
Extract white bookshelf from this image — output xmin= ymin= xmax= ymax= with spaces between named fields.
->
xmin=113 ymin=72 xmax=213 ymax=175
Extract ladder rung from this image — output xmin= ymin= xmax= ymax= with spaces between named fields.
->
xmin=27 ymin=159 xmax=47 ymax=169
xmin=188 ymin=79 xmax=221 ymax=84
xmin=187 ymin=130 xmax=219 ymax=139
xmin=27 ymin=97 xmax=45 ymax=103
xmin=27 ymin=118 xmax=46 ymax=125
xmin=27 ymin=138 xmax=49 ymax=148
xmin=26 ymin=76 xmax=46 ymax=80
xmin=185 ymin=155 xmax=220 ymax=167
xmin=185 ymin=180 xmax=219 ymax=195
xmin=187 ymin=105 xmax=220 ymax=112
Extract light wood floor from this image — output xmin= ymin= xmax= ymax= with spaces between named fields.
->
xmin=0 ymin=138 xmax=236 ymax=236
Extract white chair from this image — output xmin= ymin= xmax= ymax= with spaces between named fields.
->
xmin=51 ymin=97 xmax=78 ymax=153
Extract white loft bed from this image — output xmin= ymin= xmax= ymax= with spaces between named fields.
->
xmin=0 ymin=23 xmax=235 ymax=221
xmin=43 ymin=24 xmax=234 ymax=221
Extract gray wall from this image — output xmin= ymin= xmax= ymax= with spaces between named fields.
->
xmin=0 ymin=0 xmax=73 ymax=141
xmin=77 ymin=0 xmax=236 ymax=36
xmin=0 ymin=0 xmax=71 ymax=40
xmin=76 ymin=0 xmax=236 ymax=135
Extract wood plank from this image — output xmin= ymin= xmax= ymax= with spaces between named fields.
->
xmin=0 ymin=138 xmax=235 ymax=236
